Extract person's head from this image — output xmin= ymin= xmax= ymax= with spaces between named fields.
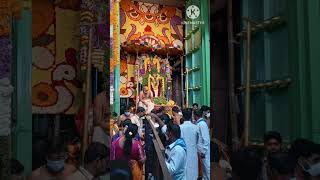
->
xmin=264 ymin=131 xmax=282 ymax=154
xmin=157 ymin=106 xmax=165 ymax=116
xmin=123 ymin=106 xmax=131 ymax=117
xmin=292 ymin=140 xmax=320 ymax=178
xmin=230 ymin=147 xmax=262 ymax=180
xmin=129 ymin=105 xmax=135 ymax=113
xmin=172 ymin=106 xmax=182 ymax=124
xmin=46 ymin=141 xmax=67 ymax=174
xmin=119 ymin=119 xmax=132 ymax=132
xmin=173 ymin=111 xmax=183 ymax=125
xmin=268 ymin=152 xmax=296 ymax=180
xmin=111 ymin=160 xmax=132 ymax=180
xmin=192 ymin=103 xmax=198 ymax=111
xmin=112 ymin=112 xmax=118 ymax=118
xmin=194 ymin=110 xmax=203 ymax=121
xmin=182 ymin=108 xmax=192 ymax=121
xmin=84 ymin=142 xmax=109 ymax=177
xmin=200 ymin=105 xmax=210 ymax=119
xmin=11 ymin=159 xmax=24 ymax=180
xmin=124 ymin=124 xmax=138 ymax=156
xmin=172 ymin=106 xmax=180 ymax=115
xmin=166 ymin=122 xmax=181 ymax=144
xmin=136 ymin=107 xmax=146 ymax=117
xmin=143 ymin=86 xmax=149 ymax=93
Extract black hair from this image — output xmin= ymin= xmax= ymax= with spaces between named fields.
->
xmin=172 ymin=106 xmax=180 ymax=113
xmin=84 ymin=142 xmax=108 ymax=164
xmin=268 ymin=152 xmax=296 ymax=175
xmin=112 ymin=112 xmax=118 ymax=117
xmin=182 ymin=108 xmax=192 ymax=121
xmin=167 ymin=122 xmax=181 ymax=139
xmin=137 ymin=107 xmax=146 ymax=113
xmin=11 ymin=159 xmax=24 ymax=175
xmin=121 ymin=119 xmax=132 ymax=128
xmin=290 ymin=138 xmax=319 ymax=159
xmin=111 ymin=160 xmax=132 ymax=180
xmin=264 ymin=131 xmax=282 ymax=144
xmin=124 ymin=105 xmax=131 ymax=112
xmin=159 ymin=106 xmax=165 ymax=112
xmin=123 ymin=124 xmax=138 ymax=157
xmin=200 ymin=105 xmax=210 ymax=113
xmin=194 ymin=110 xmax=203 ymax=119
xmin=230 ymin=147 xmax=262 ymax=180
xmin=47 ymin=139 xmax=65 ymax=156
xmin=192 ymin=103 xmax=198 ymax=107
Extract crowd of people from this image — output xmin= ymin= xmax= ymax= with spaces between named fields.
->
xmin=229 ymin=131 xmax=320 ymax=180
xmin=8 ymin=87 xmax=320 ymax=180
xmin=10 ymin=140 xmax=109 ymax=180
xmin=110 ymin=99 xmax=211 ymax=180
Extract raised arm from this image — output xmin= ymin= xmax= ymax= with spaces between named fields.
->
xmin=149 ymin=113 xmax=165 ymax=127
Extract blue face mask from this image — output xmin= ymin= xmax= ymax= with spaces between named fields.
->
xmin=124 ymin=112 xmax=130 ymax=116
xmin=46 ymin=159 xmax=65 ymax=173
xmin=307 ymin=162 xmax=320 ymax=176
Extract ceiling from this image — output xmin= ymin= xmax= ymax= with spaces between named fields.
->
xmin=133 ymin=0 xmax=185 ymax=8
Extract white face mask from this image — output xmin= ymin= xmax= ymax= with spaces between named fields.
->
xmin=307 ymin=162 xmax=320 ymax=176
xmin=206 ymin=113 xmax=210 ymax=118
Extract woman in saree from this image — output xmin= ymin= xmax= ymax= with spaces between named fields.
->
xmin=111 ymin=124 xmax=146 ymax=180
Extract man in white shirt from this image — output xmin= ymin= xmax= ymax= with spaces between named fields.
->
xmin=194 ymin=110 xmax=211 ymax=180
xmin=180 ymin=108 xmax=200 ymax=180
xmin=165 ymin=123 xmax=187 ymax=180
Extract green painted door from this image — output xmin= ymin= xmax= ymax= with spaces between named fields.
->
xmin=242 ymin=0 xmax=290 ymax=143
xmin=185 ymin=0 xmax=210 ymax=107
xmin=241 ymin=0 xmax=320 ymax=143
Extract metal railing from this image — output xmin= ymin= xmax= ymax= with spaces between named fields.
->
xmin=146 ymin=118 xmax=172 ymax=180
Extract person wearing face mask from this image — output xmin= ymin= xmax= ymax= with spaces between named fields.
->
xmin=290 ymin=139 xmax=320 ymax=180
xmin=119 ymin=106 xmax=133 ymax=121
xmin=179 ymin=108 xmax=201 ymax=180
xmin=119 ymin=106 xmax=140 ymax=129
xmin=200 ymin=105 xmax=210 ymax=127
xmin=194 ymin=110 xmax=210 ymax=180
xmin=28 ymin=140 xmax=76 ymax=180
xmin=67 ymin=142 xmax=110 ymax=180
xmin=165 ymin=122 xmax=187 ymax=180
xmin=112 ymin=119 xmax=132 ymax=142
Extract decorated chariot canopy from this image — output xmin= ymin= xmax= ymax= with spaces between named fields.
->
xmin=119 ymin=0 xmax=184 ymax=57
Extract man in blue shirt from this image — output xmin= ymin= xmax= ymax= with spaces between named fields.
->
xmin=165 ymin=122 xmax=187 ymax=180
xmin=194 ymin=110 xmax=211 ymax=180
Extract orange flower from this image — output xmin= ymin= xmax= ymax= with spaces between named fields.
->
xmin=120 ymin=87 xmax=128 ymax=95
xmin=32 ymin=83 xmax=58 ymax=107
xmin=120 ymin=59 xmax=127 ymax=74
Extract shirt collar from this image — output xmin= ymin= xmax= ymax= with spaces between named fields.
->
xmin=196 ymin=118 xmax=205 ymax=124
xmin=168 ymin=139 xmax=178 ymax=150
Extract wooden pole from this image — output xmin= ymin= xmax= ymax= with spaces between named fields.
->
xmin=136 ymin=51 xmax=139 ymax=109
xmin=186 ymin=67 xmax=189 ymax=108
xmin=244 ymin=20 xmax=251 ymax=146
xmin=181 ymin=56 xmax=185 ymax=107
xmin=81 ymin=27 xmax=93 ymax=163
xmin=227 ymin=0 xmax=239 ymax=150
